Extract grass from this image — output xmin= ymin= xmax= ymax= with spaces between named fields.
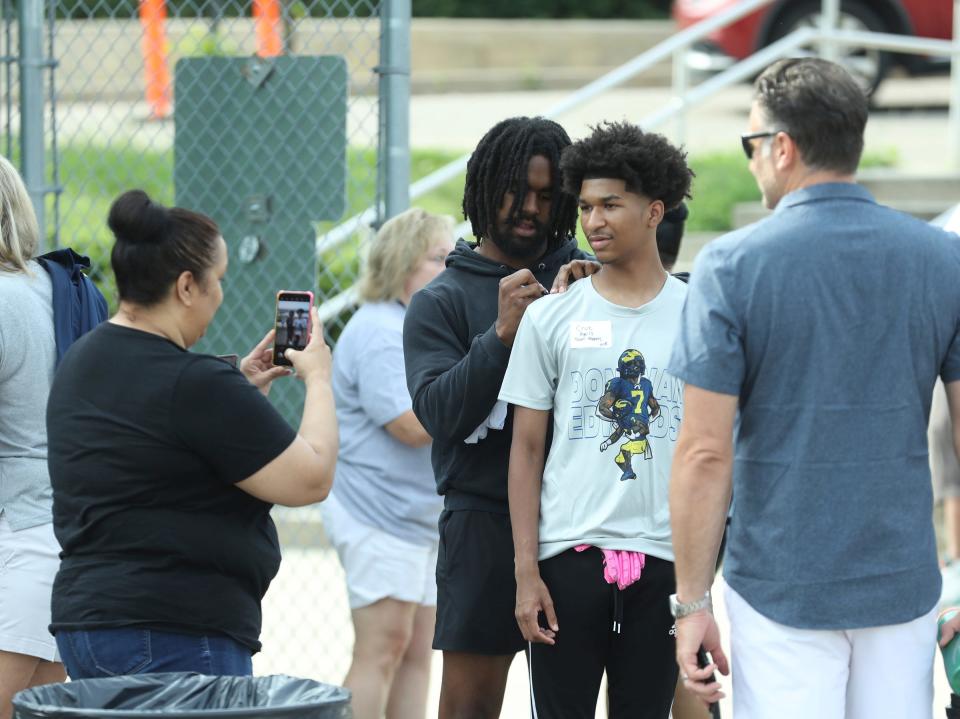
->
xmin=44 ymin=143 xmax=464 ymax=309
xmin=40 ymin=141 xmax=898 ymax=310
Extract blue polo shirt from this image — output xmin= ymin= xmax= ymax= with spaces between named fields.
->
xmin=669 ymin=182 xmax=960 ymax=630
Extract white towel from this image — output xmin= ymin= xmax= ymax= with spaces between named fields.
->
xmin=463 ymin=400 xmax=508 ymax=444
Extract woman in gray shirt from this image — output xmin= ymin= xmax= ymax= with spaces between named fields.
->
xmin=0 ymin=155 xmax=66 ymax=719
xmin=321 ymin=208 xmax=453 ymax=719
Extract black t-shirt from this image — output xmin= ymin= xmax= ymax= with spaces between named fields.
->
xmin=47 ymin=322 xmax=297 ymax=652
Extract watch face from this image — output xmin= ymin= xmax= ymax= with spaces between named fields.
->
xmin=669 ymin=594 xmax=682 ymax=618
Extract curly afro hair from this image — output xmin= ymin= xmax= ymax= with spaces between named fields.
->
xmin=559 ymin=121 xmax=693 ymax=210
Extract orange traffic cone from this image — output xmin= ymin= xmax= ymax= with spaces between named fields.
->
xmin=139 ymin=0 xmax=171 ymax=119
xmin=253 ymin=0 xmax=283 ymax=57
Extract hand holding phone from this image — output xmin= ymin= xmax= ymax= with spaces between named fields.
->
xmin=273 ymin=290 xmax=315 ymax=366
xmin=239 ymin=329 xmax=291 ymax=396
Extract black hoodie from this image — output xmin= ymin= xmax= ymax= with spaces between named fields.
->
xmin=403 ymin=237 xmax=590 ymax=513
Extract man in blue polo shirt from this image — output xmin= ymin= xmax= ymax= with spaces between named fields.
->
xmin=668 ymin=57 xmax=960 ymax=718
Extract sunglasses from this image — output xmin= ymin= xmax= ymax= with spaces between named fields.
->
xmin=740 ymin=130 xmax=784 ymax=160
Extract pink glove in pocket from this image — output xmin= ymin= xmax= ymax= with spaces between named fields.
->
xmin=575 ymin=545 xmax=646 ymax=590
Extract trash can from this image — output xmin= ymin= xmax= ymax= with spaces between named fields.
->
xmin=949 ymin=693 xmax=960 ymax=718
xmin=13 ymin=673 xmax=351 ymax=719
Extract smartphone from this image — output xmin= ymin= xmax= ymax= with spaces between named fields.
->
xmin=216 ymin=353 xmax=239 ymax=368
xmin=696 ymin=646 xmax=722 ymax=719
xmin=273 ymin=290 xmax=314 ymax=367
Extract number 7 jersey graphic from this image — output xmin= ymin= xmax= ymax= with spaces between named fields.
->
xmin=596 ymin=349 xmax=660 ymax=481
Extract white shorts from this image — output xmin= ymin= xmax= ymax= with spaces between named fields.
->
xmin=320 ymin=493 xmax=438 ymax=610
xmin=726 ymin=584 xmax=936 ymax=719
xmin=0 ymin=514 xmax=61 ymax=661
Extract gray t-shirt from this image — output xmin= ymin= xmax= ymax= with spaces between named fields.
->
xmin=0 ymin=261 xmax=56 ymax=530
xmin=331 ymin=301 xmax=441 ymax=546
xmin=669 ymin=183 xmax=960 ymax=630
xmin=499 ymin=275 xmax=687 ymax=561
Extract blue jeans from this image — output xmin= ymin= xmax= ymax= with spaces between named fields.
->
xmin=56 ymin=628 xmax=253 ymax=678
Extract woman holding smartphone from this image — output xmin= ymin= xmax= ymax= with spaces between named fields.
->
xmin=321 ymin=207 xmax=453 ymax=719
xmin=46 ymin=189 xmax=338 ymax=678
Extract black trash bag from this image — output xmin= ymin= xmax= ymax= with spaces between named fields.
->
xmin=13 ymin=673 xmax=351 ymax=719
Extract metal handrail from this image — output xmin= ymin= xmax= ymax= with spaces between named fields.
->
xmin=317 ymin=0 xmax=960 ymax=322
xmin=643 ymin=27 xmax=817 ymax=133
xmin=645 ymin=28 xmax=957 ymax=131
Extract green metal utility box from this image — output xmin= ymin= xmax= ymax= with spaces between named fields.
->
xmin=174 ymin=55 xmax=347 ymax=421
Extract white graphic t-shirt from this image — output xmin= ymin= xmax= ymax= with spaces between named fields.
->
xmin=499 ymin=275 xmax=687 ymax=561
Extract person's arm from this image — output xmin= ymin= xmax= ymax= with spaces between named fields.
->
xmin=348 ymin=314 xmax=431 ymax=449
xmin=384 ymin=410 xmax=431 ymax=448
xmin=600 ymin=426 xmax=625 ymax=452
xmin=939 ymin=380 xmax=960 ymax=645
xmin=947 ymin=380 xmax=960 ymax=476
xmin=499 ymin=307 xmax=558 ymax=643
xmin=236 ymin=308 xmax=338 ymax=507
xmin=404 ymin=270 xmax=546 ymax=444
xmin=509 ymin=406 xmax=558 ymax=644
xmin=648 ymin=393 xmax=661 ymax=420
xmin=669 ymin=383 xmax=737 ymax=704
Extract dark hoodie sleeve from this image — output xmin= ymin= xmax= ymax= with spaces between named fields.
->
xmin=404 ymin=286 xmax=511 ymax=444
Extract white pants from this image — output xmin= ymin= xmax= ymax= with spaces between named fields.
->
xmin=726 ymin=584 xmax=936 ymax=719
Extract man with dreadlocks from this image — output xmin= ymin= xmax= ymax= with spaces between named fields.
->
xmin=404 ymin=116 xmax=586 ymax=718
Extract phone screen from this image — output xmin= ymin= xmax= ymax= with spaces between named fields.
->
xmin=273 ymin=291 xmax=313 ymax=366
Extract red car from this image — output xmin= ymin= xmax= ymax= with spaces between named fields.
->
xmin=672 ymin=0 xmax=954 ymax=93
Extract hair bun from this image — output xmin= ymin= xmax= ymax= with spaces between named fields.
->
xmin=108 ymin=189 xmax=169 ymax=246
xmin=664 ymin=201 xmax=689 ymax=223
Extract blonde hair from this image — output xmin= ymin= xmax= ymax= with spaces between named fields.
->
xmin=358 ymin=207 xmax=454 ymax=303
xmin=0 ymin=155 xmax=39 ymax=273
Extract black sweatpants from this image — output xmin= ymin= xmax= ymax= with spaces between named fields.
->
xmin=528 ymin=548 xmax=678 ymax=719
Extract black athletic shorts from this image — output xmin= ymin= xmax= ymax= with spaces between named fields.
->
xmin=528 ymin=548 xmax=677 ymax=719
xmin=433 ymin=508 xmax=526 ymax=655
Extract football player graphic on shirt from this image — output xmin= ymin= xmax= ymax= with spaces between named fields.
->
xmin=597 ymin=349 xmax=660 ymax=481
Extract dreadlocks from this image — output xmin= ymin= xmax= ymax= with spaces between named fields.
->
xmin=462 ymin=117 xmax=578 ymax=251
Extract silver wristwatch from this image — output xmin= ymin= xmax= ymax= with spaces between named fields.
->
xmin=669 ymin=591 xmax=713 ymax=619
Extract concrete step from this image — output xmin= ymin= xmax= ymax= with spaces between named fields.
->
xmin=731 ymin=172 xmax=960 ymax=229
xmin=858 ymin=169 xmax=960 ymax=203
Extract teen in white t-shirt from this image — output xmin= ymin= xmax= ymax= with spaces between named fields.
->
xmin=500 ymin=275 xmax=686 ymax=561
xmin=499 ymin=121 xmax=694 ymax=719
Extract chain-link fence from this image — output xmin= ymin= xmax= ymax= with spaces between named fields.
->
xmin=3 ymin=0 xmax=406 ymax=685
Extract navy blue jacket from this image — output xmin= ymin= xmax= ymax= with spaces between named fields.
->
xmin=35 ymin=249 xmax=108 ymax=366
